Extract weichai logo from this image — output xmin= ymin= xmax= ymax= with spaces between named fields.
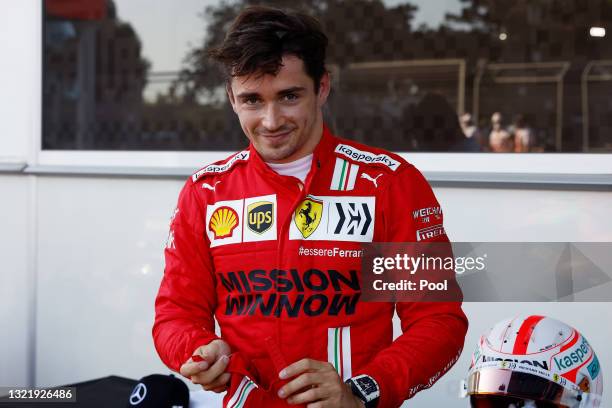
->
xmin=247 ymin=201 xmax=273 ymax=234
xmin=553 ymin=336 xmax=591 ymax=372
xmin=218 ymin=269 xmax=360 ymax=317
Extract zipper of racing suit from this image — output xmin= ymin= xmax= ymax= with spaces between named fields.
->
xmin=271 ymin=158 xmax=320 ymax=381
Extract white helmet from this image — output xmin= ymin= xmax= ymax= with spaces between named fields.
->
xmin=463 ymin=315 xmax=603 ymax=408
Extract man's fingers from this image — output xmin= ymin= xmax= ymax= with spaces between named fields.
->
xmin=191 ymin=354 xmax=230 ymax=385
xmin=179 ymin=360 xmax=209 ymax=377
xmin=286 ymin=386 xmax=322 ymax=405
xmin=200 ymin=351 xmax=219 ymax=365
xmin=192 ymin=350 xmax=218 ymax=365
xmin=205 ymin=372 xmax=231 ymax=390
xmin=192 ymin=341 xmax=226 ymax=365
xmin=280 ymin=358 xmax=326 ymax=379
xmin=278 ymin=372 xmax=318 ymax=398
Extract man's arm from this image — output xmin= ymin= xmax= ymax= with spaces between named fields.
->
xmin=354 ymin=164 xmax=468 ymax=408
xmin=153 ymin=179 xmax=220 ymax=373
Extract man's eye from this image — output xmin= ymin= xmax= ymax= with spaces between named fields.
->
xmin=243 ymin=97 xmax=260 ymax=105
xmin=282 ymin=93 xmax=298 ymax=101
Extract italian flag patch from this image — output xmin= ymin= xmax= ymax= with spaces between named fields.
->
xmin=330 ymin=158 xmax=359 ymax=191
xmin=328 ymin=326 xmax=352 ymax=381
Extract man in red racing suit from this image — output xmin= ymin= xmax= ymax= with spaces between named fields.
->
xmin=153 ymin=124 xmax=468 ymax=407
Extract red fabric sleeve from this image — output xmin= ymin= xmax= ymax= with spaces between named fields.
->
xmin=153 ymin=179 xmax=220 ymax=374
xmin=356 ymin=164 xmax=468 ymax=407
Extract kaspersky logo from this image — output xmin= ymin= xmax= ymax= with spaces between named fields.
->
xmin=553 ymin=336 xmax=591 ymax=372
xmin=334 ymin=144 xmax=400 ymax=171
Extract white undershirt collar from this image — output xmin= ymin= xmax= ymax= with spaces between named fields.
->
xmin=265 ymin=154 xmax=313 ymax=183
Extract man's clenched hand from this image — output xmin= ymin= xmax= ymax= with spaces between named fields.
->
xmin=277 ymin=358 xmax=365 ymax=408
xmin=180 ymin=339 xmax=232 ymax=393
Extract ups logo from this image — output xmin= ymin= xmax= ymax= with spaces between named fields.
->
xmin=247 ymin=201 xmax=274 ymax=234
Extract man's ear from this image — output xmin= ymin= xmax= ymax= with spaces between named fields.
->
xmin=227 ymin=82 xmax=237 ymax=113
xmin=317 ymin=71 xmax=331 ymax=106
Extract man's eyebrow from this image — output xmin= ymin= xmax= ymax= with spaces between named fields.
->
xmin=236 ymin=87 xmax=306 ymax=100
xmin=236 ymin=91 xmax=260 ymax=99
xmin=277 ymin=86 xmax=306 ymax=95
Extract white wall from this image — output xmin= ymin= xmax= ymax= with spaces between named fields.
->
xmin=0 ymin=0 xmax=40 ymax=389
xmin=0 ymin=2 xmax=40 ymax=163
xmin=440 ymin=188 xmax=612 ymax=242
xmin=34 ymin=177 xmax=179 ymax=386
xmin=0 ymin=2 xmax=611 ymax=407
xmin=0 ymin=176 xmax=33 ymax=388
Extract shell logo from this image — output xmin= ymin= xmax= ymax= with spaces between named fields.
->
xmin=209 ymin=206 xmax=239 ymax=239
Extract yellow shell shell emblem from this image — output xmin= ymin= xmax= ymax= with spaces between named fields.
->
xmin=294 ymin=197 xmax=323 ymax=238
xmin=209 ymin=206 xmax=239 ymax=239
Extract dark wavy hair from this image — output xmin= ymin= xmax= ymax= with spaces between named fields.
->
xmin=208 ymin=6 xmax=328 ymax=93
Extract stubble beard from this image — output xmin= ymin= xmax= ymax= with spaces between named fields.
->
xmin=257 ymin=132 xmax=299 ymax=162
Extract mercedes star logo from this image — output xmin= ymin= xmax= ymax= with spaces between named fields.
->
xmin=129 ymin=383 xmax=147 ymax=405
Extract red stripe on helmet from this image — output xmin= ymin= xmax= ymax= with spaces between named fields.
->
xmin=512 ymin=315 xmax=545 ymax=355
xmin=559 ymin=329 xmax=579 ymax=353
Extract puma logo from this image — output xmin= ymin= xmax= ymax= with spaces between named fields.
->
xmin=202 ymin=181 xmax=221 ymax=191
xmin=360 ymin=173 xmax=383 ymax=188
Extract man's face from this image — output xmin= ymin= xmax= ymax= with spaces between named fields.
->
xmin=227 ymin=55 xmax=330 ymax=163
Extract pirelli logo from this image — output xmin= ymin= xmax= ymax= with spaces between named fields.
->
xmin=416 ymin=224 xmax=446 ymax=242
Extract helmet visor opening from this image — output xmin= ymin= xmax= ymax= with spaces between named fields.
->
xmin=470 ymin=394 xmax=568 ymax=408
xmin=467 ymin=369 xmax=579 ymax=407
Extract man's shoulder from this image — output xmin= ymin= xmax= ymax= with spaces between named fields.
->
xmin=191 ymin=149 xmax=250 ymax=183
xmin=329 ymin=135 xmax=412 ymax=175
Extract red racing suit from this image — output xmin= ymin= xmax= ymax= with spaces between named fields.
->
xmin=153 ymin=126 xmax=468 ymax=407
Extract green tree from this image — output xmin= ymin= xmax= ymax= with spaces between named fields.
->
xmin=174 ymin=0 xmax=417 ymax=100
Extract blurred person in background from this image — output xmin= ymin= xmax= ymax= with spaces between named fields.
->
xmin=488 ymin=112 xmax=513 ymax=153
xmin=459 ymin=112 xmax=483 ymax=152
xmin=411 ymin=93 xmax=480 ymax=152
xmin=511 ymin=114 xmax=533 ymax=153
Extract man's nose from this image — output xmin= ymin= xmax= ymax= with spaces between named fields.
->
xmin=261 ymin=103 xmax=283 ymax=130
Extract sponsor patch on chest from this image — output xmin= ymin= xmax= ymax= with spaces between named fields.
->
xmin=206 ymin=194 xmax=277 ymax=247
xmin=290 ymin=195 xmax=375 ymax=242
